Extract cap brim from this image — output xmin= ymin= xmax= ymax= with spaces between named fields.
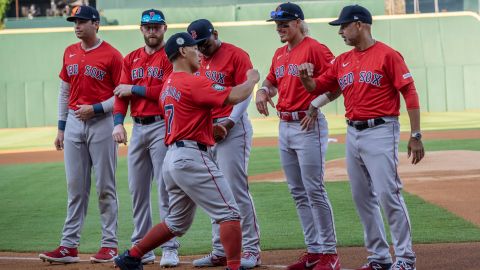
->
xmin=67 ymin=15 xmax=98 ymax=22
xmin=328 ymin=19 xmax=354 ymax=26
xmin=141 ymin=21 xmax=166 ymax=25
xmin=266 ymin=17 xmax=296 ymax=22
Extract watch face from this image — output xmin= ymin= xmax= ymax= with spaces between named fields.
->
xmin=412 ymin=132 xmax=422 ymax=140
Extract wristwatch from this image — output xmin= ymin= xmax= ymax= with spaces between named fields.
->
xmin=411 ymin=131 xmax=422 ymax=141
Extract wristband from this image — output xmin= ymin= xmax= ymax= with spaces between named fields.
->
xmin=258 ymin=86 xmax=269 ymax=95
xmin=311 ymin=94 xmax=331 ymax=108
xmin=114 ymin=113 xmax=125 ymax=126
xmin=58 ymin=120 xmax=66 ymax=131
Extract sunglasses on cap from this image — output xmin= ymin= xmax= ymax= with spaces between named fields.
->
xmin=270 ymin=10 xmax=297 ymax=19
xmin=141 ymin=14 xmax=165 ymax=24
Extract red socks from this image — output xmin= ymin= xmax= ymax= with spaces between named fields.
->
xmin=219 ymin=220 xmax=242 ymax=270
xmin=129 ymin=222 xmax=176 ymax=259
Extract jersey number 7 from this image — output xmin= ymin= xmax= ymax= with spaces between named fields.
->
xmin=164 ymin=104 xmax=174 ymax=134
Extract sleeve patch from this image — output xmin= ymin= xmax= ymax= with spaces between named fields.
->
xmin=403 ymin=73 xmax=412 ymax=79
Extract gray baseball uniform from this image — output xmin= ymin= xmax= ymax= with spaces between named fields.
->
xmin=128 ymin=120 xmax=179 ymax=251
xmin=309 ymin=40 xmax=419 ymax=265
xmin=196 ymin=42 xmax=260 ymax=256
xmin=58 ymin=40 xmax=122 ymax=248
xmin=113 ymin=45 xmax=178 ymax=254
xmin=211 ymin=112 xmax=260 ymax=255
xmin=266 ymin=36 xmax=338 ymax=254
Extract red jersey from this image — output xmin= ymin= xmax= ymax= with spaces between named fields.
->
xmin=114 ymin=47 xmax=172 ymax=117
xmin=59 ymin=41 xmax=123 ymax=110
xmin=160 ymin=72 xmax=232 ymax=146
xmin=266 ymin=36 xmax=334 ymax=112
xmin=196 ymin=42 xmax=253 ymax=119
xmin=313 ymin=41 xmax=416 ymax=121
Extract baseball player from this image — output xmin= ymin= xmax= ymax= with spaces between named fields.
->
xmin=111 ymin=9 xmax=179 ymax=267
xmin=113 ymin=32 xmax=260 ymax=270
xmin=186 ymin=19 xmax=261 ymax=269
xmin=39 ymin=5 xmax=122 ymax=264
xmin=255 ymin=3 xmax=341 ymax=270
xmin=298 ymin=5 xmax=424 ymax=270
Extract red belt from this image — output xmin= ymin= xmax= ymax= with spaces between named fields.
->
xmin=277 ymin=111 xmax=307 ymax=121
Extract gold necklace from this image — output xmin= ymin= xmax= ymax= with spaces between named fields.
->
xmin=205 ymin=42 xmax=222 ymax=70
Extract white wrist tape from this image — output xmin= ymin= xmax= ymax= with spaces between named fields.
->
xmin=258 ymin=86 xmax=270 ymax=96
xmin=311 ymin=94 xmax=331 ymax=108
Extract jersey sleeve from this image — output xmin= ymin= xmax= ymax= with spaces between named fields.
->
xmin=311 ymin=58 xmax=340 ymax=95
xmin=191 ymin=76 xmax=232 ymax=108
xmin=384 ymin=50 xmax=414 ymax=91
xmin=145 ymin=59 xmax=172 ymax=101
xmin=59 ymin=49 xmax=70 ymax=83
xmin=120 ymin=53 xmax=133 ymax=84
xmin=110 ymin=50 xmax=124 ymax=86
xmin=233 ymin=49 xmax=253 ymax=85
xmin=311 ymin=43 xmax=335 ymax=77
xmin=266 ymin=52 xmax=278 ymax=87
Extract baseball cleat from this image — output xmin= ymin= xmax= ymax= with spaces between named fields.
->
xmin=90 ymin=247 xmax=118 ymax=263
xmin=312 ymin=253 xmax=340 ymax=270
xmin=160 ymin=249 xmax=180 ymax=267
xmin=391 ymin=260 xmax=416 ymax=270
xmin=240 ymin=252 xmax=261 ymax=268
xmin=141 ymin=251 xmax=155 ymax=265
xmin=39 ymin=246 xmax=79 ymax=264
xmin=355 ymin=261 xmax=393 ymax=270
xmin=193 ymin=252 xmax=227 ymax=267
xmin=287 ymin=252 xmax=322 ymax=270
xmin=114 ymin=250 xmax=143 ymax=270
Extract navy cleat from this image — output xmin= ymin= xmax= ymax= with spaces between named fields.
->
xmin=114 ymin=250 xmax=143 ymax=270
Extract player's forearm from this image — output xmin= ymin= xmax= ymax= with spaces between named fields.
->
xmin=260 ymin=80 xmax=277 ymax=97
xmin=407 ymin=108 xmax=421 ymax=132
xmin=229 ymin=94 xmax=252 ymax=123
xmin=97 ymin=96 xmax=114 ymax=113
xmin=226 ymin=80 xmax=256 ymax=105
xmin=57 ymin=80 xmax=70 ymax=131
xmin=300 ymin=77 xmax=317 ymax=92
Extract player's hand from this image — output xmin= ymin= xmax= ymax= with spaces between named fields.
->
xmin=75 ymin=105 xmax=95 ymax=121
xmin=219 ymin=119 xmax=235 ymax=133
xmin=112 ymin=124 xmax=128 ymax=145
xmin=300 ymin=104 xmax=318 ymax=131
xmin=255 ymin=88 xmax=275 ymax=116
xmin=114 ymin=84 xmax=133 ymax=98
xmin=298 ymin=63 xmax=314 ymax=78
xmin=246 ymin=69 xmax=260 ymax=84
xmin=54 ymin=130 xmax=65 ymax=151
xmin=407 ymin=137 xmax=425 ymax=165
xmin=213 ymin=124 xmax=228 ymax=142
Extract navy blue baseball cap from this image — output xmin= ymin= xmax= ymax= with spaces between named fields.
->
xmin=267 ymin=2 xmax=304 ymax=22
xmin=329 ymin=5 xmax=372 ymax=25
xmin=165 ymin=32 xmax=202 ymax=61
xmin=67 ymin=5 xmax=99 ymax=22
xmin=187 ymin=19 xmax=214 ymax=43
xmin=141 ymin=9 xmax=166 ymax=25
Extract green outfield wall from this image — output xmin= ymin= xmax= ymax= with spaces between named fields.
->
xmin=0 ymin=12 xmax=479 ymax=128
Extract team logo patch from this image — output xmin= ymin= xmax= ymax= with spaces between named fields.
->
xmin=403 ymin=73 xmax=412 ymax=79
xmin=211 ymin=84 xmax=225 ymax=91
xmin=150 ymin=11 xmax=155 ymax=18
xmin=190 ymin=30 xmax=197 ymax=39
xmin=176 ymin=37 xmax=185 ymax=45
xmin=71 ymin=6 xmax=81 ymax=16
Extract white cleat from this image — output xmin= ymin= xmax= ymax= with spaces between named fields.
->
xmin=160 ymin=249 xmax=179 ymax=268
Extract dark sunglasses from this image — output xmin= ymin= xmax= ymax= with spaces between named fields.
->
xmin=270 ymin=10 xmax=296 ymax=19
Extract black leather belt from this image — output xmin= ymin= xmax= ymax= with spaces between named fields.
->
xmin=133 ymin=115 xmax=163 ymax=125
xmin=347 ymin=118 xmax=386 ymax=131
xmin=175 ymin=141 xmax=208 ymax=152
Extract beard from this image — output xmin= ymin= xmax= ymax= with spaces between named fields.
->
xmin=144 ymin=35 xmax=162 ymax=48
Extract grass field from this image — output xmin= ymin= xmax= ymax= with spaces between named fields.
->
xmin=0 ymin=111 xmax=479 ymax=151
xmin=1 ymin=137 xmax=479 ymax=254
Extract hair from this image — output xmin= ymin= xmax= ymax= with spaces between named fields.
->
xmin=168 ymin=51 xmax=180 ymax=63
xmin=300 ymin=20 xmax=309 ymax=36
